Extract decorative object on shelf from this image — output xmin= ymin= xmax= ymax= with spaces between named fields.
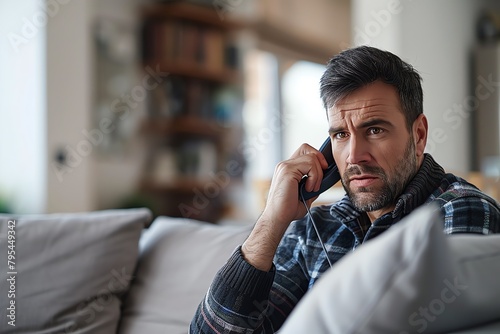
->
xmin=93 ymin=18 xmax=141 ymax=154
xmin=477 ymin=9 xmax=500 ymax=43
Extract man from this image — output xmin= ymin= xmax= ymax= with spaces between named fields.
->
xmin=190 ymin=46 xmax=500 ymax=333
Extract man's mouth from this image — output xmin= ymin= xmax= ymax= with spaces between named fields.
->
xmin=349 ymin=175 xmax=378 ymax=188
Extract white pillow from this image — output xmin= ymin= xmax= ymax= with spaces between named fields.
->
xmin=0 ymin=208 xmax=152 ymax=334
xmin=118 ymin=217 xmax=252 ymax=334
xmin=279 ymin=204 xmax=500 ymax=334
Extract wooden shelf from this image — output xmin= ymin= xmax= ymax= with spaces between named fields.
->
xmin=139 ymin=1 xmax=244 ymax=224
xmin=141 ymin=2 xmax=241 ymax=29
xmin=144 ymin=60 xmax=240 ymax=84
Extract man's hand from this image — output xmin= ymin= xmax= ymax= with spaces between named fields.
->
xmin=241 ymin=143 xmax=330 ymax=271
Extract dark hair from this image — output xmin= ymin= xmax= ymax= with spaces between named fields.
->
xmin=319 ymin=46 xmax=423 ymax=130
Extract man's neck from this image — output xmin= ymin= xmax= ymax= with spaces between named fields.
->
xmin=366 ymin=206 xmax=395 ymax=223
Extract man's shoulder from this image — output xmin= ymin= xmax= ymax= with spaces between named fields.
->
xmin=429 ymin=173 xmax=499 ymax=205
xmin=427 ymin=173 xmax=500 ymax=234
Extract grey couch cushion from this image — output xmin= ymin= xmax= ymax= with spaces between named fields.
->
xmin=279 ymin=204 xmax=500 ymax=334
xmin=449 ymin=320 xmax=500 ymax=334
xmin=118 ymin=217 xmax=251 ymax=334
xmin=0 ymin=208 xmax=152 ymax=334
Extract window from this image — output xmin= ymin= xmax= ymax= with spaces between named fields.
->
xmin=282 ymin=60 xmax=329 ymax=158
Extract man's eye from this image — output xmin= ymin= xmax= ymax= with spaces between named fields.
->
xmin=334 ymin=132 xmax=348 ymax=139
xmin=368 ymin=127 xmax=383 ymax=135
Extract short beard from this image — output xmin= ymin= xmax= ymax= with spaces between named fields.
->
xmin=342 ymin=137 xmax=418 ymax=213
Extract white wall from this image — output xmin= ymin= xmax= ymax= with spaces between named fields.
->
xmin=350 ymin=0 xmax=402 ymax=53
xmin=0 ymin=0 xmax=46 ymax=213
xmin=352 ymin=0 xmax=499 ymax=173
xmin=46 ymin=0 xmax=94 ymax=212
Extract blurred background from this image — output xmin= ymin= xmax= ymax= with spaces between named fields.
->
xmin=2 ymin=0 xmax=500 ymax=224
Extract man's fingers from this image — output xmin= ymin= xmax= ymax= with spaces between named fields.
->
xmin=281 ymin=153 xmax=324 ymax=193
xmin=290 ymin=143 xmax=330 ymax=169
xmin=305 ymin=158 xmax=324 ymax=192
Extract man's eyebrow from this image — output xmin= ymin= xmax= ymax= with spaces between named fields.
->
xmin=328 ymin=119 xmax=394 ymax=134
xmin=328 ymin=126 xmax=345 ymax=135
xmin=359 ymin=118 xmax=394 ymax=129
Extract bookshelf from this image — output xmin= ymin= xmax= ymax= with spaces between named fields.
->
xmin=139 ymin=2 xmax=244 ymax=223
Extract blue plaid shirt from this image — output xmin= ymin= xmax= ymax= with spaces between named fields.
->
xmin=190 ymin=154 xmax=500 ymax=333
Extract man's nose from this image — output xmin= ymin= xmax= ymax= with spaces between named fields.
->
xmin=345 ymin=136 xmax=371 ymax=165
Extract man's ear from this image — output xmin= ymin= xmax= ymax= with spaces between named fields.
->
xmin=413 ymin=114 xmax=428 ymax=157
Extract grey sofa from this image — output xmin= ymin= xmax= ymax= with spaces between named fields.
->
xmin=0 ymin=206 xmax=499 ymax=333
xmin=0 ymin=208 xmax=251 ymax=333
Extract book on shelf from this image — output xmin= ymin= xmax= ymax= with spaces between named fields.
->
xmin=195 ymin=141 xmax=218 ymax=180
xmin=151 ymin=77 xmax=245 ymax=124
xmin=177 ymin=140 xmax=218 ymax=178
xmin=151 ymin=148 xmax=178 ymax=185
xmin=185 ymin=80 xmax=214 ymax=119
xmin=149 ymin=140 xmax=219 ymax=184
xmin=147 ymin=76 xmax=185 ymax=118
xmin=143 ymin=19 xmax=237 ymax=74
xmin=160 ymin=20 xmax=175 ymax=61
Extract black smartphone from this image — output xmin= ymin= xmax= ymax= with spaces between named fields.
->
xmin=299 ymin=137 xmax=341 ymax=201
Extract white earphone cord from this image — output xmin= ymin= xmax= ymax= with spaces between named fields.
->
xmin=300 ymin=192 xmax=333 ymax=268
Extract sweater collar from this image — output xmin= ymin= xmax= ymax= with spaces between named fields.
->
xmin=391 ymin=153 xmax=445 ymax=218
xmin=330 ymin=154 xmax=445 ymax=224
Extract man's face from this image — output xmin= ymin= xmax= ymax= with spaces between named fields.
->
xmin=327 ymin=81 xmax=423 ymax=214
